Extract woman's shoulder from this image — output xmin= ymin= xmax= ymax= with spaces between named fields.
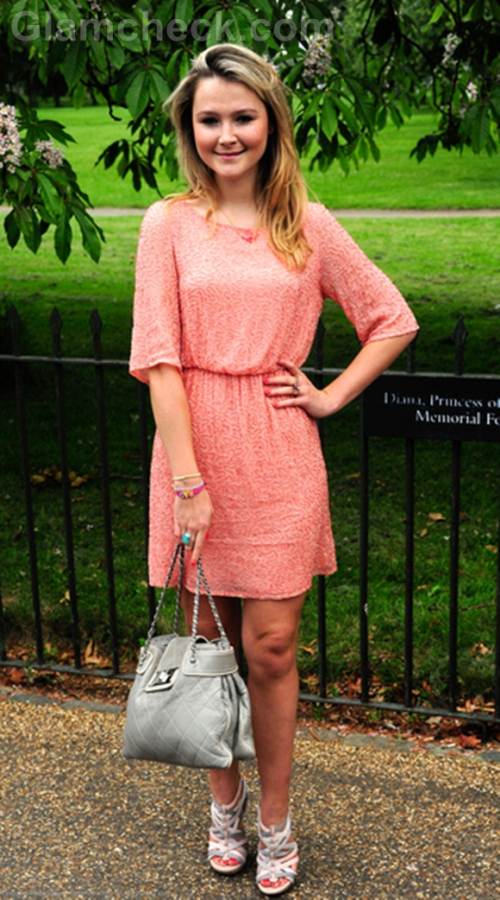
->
xmin=139 ymin=196 xmax=188 ymax=236
xmin=304 ymin=200 xmax=336 ymax=226
xmin=302 ymin=201 xmax=338 ymax=243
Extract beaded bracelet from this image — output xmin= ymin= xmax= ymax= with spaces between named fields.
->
xmin=174 ymin=481 xmax=206 ymax=499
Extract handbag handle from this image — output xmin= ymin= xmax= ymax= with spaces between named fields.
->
xmin=139 ymin=542 xmax=230 ymax=664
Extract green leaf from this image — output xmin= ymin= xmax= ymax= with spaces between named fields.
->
xmin=377 ymin=106 xmax=387 ymax=129
xmin=472 ymin=104 xmax=490 ymax=153
xmin=37 ymin=172 xmax=63 ymax=220
xmin=36 ymin=118 xmax=76 ymax=145
xmin=429 ymin=4 xmax=445 ymax=24
xmin=490 ymin=86 xmax=500 ymax=118
xmin=175 ymin=0 xmax=193 ymax=24
xmin=74 ymin=208 xmax=102 ymax=263
xmin=60 ymin=40 xmax=86 ymax=90
xmin=8 ymin=0 xmax=28 ymax=25
xmin=150 ymin=70 xmax=169 ymax=104
xmin=126 ymin=70 xmax=150 ymax=117
xmin=6 ymin=173 xmax=20 ymax=193
xmin=367 ymin=135 xmax=381 ymax=162
xmin=16 ymin=206 xmax=41 ymax=254
xmin=166 ymin=47 xmax=183 ymax=83
xmin=55 ymin=211 xmax=72 ymax=263
xmin=358 ymin=136 xmax=369 ymax=162
xmin=4 ymin=210 xmax=21 ymax=249
xmin=389 ymin=103 xmax=404 ymax=127
xmin=207 ymin=9 xmax=223 ymax=45
xmin=333 ymin=96 xmax=358 ymax=134
xmin=95 ymin=139 xmax=123 ymax=170
xmin=88 ymin=35 xmax=106 ymax=71
xmin=321 ymin=95 xmax=337 ymax=140
xmin=106 ymin=42 xmax=125 ymax=69
xmin=116 ymin=23 xmax=143 ymax=53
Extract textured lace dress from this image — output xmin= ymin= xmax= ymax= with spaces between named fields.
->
xmin=129 ymin=198 xmax=419 ymax=598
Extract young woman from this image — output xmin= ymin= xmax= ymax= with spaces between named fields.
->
xmin=129 ymin=42 xmax=419 ymax=896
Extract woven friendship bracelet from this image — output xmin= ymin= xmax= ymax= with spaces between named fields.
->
xmin=174 ymin=481 xmax=206 ymax=499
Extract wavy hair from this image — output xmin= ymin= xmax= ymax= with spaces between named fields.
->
xmin=161 ymin=43 xmax=315 ymax=271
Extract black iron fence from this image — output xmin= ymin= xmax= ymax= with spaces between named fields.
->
xmin=1 ymin=305 xmax=499 ymax=729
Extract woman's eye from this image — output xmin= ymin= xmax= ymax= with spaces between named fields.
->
xmin=201 ymin=116 xmax=253 ymax=125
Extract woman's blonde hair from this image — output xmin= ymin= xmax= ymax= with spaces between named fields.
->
xmin=162 ymin=42 xmax=315 ymax=271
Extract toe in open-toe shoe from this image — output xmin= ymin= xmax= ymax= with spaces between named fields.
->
xmin=207 ymin=777 xmax=249 ymax=875
xmin=256 ymin=807 xmax=299 ymax=896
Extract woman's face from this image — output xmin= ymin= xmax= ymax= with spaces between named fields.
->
xmin=191 ymin=75 xmax=271 ymax=186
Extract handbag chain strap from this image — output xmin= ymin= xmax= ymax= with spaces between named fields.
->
xmin=139 ymin=542 xmax=230 ymax=664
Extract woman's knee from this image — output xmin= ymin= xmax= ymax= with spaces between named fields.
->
xmin=244 ymin=629 xmax=297 ymax=681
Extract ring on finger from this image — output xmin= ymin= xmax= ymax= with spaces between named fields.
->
xmin=292 ymin=378 xmax=301 ymax=394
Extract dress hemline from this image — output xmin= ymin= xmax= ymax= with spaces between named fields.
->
xmin=149 ymin=565 xmax=338 ymax=600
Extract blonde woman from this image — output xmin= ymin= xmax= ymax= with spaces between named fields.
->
xmin=129 ymin=42 xmax=419 ymax=896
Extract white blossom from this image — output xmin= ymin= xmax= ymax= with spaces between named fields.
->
xmin=442 ymin=32 xmax=460 ymax=67
xmin=35 ymin=139 xmax=64 ymax=169
xmin=302 ymin=34 xmax=332 ymax=87
xmin=465 ymin=80 xmax=478 ymax=102
xmin=0 ymin=103 xmax=23 ymax=173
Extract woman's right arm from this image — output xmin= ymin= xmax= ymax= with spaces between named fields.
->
xmin=149 ymin=362 xmax=213 ymax=565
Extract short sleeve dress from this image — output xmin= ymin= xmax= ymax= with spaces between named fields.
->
xmin=129 ymin=198 xmax=419 ymax=599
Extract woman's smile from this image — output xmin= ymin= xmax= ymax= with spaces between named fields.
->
xmin=215 ymin=150 xmax=246 ymax=158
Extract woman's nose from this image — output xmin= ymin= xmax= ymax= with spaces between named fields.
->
xmin=220 ymin=122 xmax=236 ymax=140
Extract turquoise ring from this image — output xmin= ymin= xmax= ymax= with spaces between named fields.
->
xmin=181 ymin=531 xmax=192 ymax=545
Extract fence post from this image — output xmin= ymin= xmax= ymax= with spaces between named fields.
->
xmin=8 ymin=304 xmax=45 ymax=662
xmin=449 ymin=315 xmax=468 ymax=711
xmin=313 ymin=317 xmax=328 ymax=698
xmin=359 ymin=389 xmax=370 ymax=703
xmin=90 ymin=309 xmax=119 ymax=674
xmin=404 ymin=336 xmax=417 ymax=708
xmin=50 ymin=307 xmax=82 ymax=669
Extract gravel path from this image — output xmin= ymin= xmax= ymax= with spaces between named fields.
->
xmin=0 ymin=698 xmax=498 ymax=899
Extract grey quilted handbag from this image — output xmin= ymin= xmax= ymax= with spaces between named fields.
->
xmin=122 ymin=541 xmax=255 ymax=768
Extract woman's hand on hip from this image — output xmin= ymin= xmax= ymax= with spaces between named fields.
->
xmin=173 ymin=490 xmax=213 ymax=565
xmin=262 ymin=360 xmax=332 ymax=420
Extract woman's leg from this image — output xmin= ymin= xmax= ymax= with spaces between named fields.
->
xmin=180 ymin=585 xmax=243 ymax=804
xmin=241 ymin=590 xmax=308 ymax=826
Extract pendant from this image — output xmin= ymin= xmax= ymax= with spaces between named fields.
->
xmin=241 ymin=230 xmax=257 ymax=243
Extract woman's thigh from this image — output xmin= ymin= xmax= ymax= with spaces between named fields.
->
xmin=180 ymin=585 xmax=242 ymax=648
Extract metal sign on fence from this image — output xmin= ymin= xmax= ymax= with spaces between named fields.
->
xmin=364 ymin=373 xmax=500 ymax=443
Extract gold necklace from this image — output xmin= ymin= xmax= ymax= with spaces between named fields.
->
xmin=218 ymin=206 xmax=260 ymax=243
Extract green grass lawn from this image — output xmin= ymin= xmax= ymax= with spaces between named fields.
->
xmin=1 ymin=106 xmax=499 ymax=712
xmin=34 ymin=104 xmax=500 ymax=209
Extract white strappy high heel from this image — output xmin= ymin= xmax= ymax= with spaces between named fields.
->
xmin=256 ymin=806 xmax=299 ymax=896
xmin=207 ymin=777 xmax=249 ymax=875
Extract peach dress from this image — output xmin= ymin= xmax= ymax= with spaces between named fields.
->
xmin=129 ymin=199 xmax=419 ymax=598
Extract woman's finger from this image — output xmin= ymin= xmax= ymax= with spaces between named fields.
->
xmin=277 ymin=359 xmax=299 ymax=375
xmin=266 ymin=384 xmax=295 ymax=395
xmin=190 ymin=529 xmax=205 ymax=565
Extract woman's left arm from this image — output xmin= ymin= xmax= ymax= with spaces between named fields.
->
xmin=274 ymin=331 xmax=417 ymax=419
xmin=266 ymin=205 xmax=420 ymax=418
xmin=321 ymin=331 xmax=418 ymax=416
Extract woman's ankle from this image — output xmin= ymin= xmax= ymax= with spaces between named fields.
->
xmin=209 ymin=766 xmax=242 ymax=806
xmin=259 ymin=799 xmax=290 ymax=829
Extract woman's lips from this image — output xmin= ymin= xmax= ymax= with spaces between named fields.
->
xmin=215 ymin=150 xmax=245 ymax=157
